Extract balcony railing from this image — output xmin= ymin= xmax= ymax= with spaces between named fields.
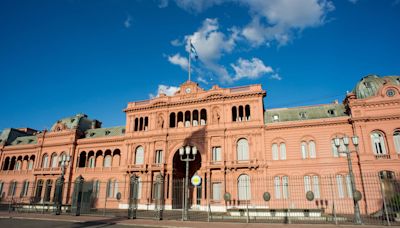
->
xmin=375 ymin=154 xmax=391 ymax=160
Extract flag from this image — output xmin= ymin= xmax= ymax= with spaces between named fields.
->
xmin=190 ymin=42 xmax=198 ymax=59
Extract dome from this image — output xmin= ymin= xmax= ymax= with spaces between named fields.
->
xmin=352 ymin=75 xmax=400 ymax=99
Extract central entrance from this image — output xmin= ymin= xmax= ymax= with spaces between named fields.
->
xmin=172 ymin=148 xmax=202 ymax=209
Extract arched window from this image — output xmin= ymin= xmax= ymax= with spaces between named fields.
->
xmin=144 ymin=117 xmax=149 ymax=131
xmin=280 ymin=143 xmax=286 ymax=160
xmin=169 ymin=113 xmax=176 ymax=128
xmin=200 ymin=109 xmax=207 ymax=125
xmin=185 ymin=111 xmax=191 ymax=127
xmin=51 ymin=153 xmax=58 ymax=168
xmin=308 ymin=141 xmax=316 ymax=158
xmin=282 ymin=176 xmax=289 ymax=199
xmin=177 ymin=112 xmax=184 ymax=127
xmin=371 ymin=131 xmax=387 ymax=154
xmin=15 ymin=161 xmax=21 ymax=171
xmin=139 ymin=117 xmax=144 ymax=131
xmin=104 ymin=155 xmax=112 ymax=168
xmin=237 ymin=174 xmax=251 ymax=200
xmin=245 ymin=105 xmax=251 ymax=121
xmin=88 ymin=156 xmax=95 ymax=168
xmin=42 ymin=154 xmax=49 ymax=168
xmin=232 ymin=106 xmax=237 ymax=122
xmin=134 ymin=118 xmax=139 ymax=131
xmin=238 ymin=106 xmax=244 ymax=121
xmin=301 ymin=142 xmax=307 ymax=159
xmin=192 ymin=110 xmax=199 ymax=126
xmin=135 ymin=146 xmax=144 ymax=165
xmin=27 ymin=160 xmax=33 ymax=170
xmin=394 ymin=130 xmax=400 ymax=154
xmin=272 ymin=143 xmax=278 ymax=160
xmin=237 ymin=139 xmax=249 ymax=161
xmin=2 ymin=157 xmax=10 ymax=170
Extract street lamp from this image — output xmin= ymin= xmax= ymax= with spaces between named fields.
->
xmin=334 ymin=135 xmax=362 ymax=225
xmin=179 ymin=145 xmax=197 ymax=221
xmin=55 ymin=154 xmax=70 ymax=215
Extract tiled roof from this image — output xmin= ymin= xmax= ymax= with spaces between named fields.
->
xmin=84 ymin=126 xmax=125 ymax=139
xmin=10 ymin=135 xmax=37 ymax=146
xmin=264 ymin=103 xmax=348 ymax=124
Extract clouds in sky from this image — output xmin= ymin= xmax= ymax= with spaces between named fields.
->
xmin=167 ymin=53 xmax=188 ymax=70
xmin=149 ymin=85 xmax=180 ymax=98
xmin=164 ymin=0 xmax=334 ymax=85
xmin=124 ymin=15 xmax=132 ymax=28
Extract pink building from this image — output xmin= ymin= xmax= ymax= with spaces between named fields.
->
xmin=0 ymin=74 xmax=400 ymax=217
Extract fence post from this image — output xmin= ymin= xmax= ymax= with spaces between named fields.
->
xmin=378 ymin=174 xmax=391 ymax=226
xmin=329 ymin=176 xmax=338 ymax=225
xmin=154 ymin=174 xmax=164 ymax=220
xmin=54 ymin=176 xmax=64 ymax=215
xmin=75 ymin=175 xmax=84 ymax=216
xmin=128 ymin=175 xmax=138 ymax=219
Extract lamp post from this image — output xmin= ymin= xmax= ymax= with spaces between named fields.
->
xmin=55 ymin=154 xmax=70 ymax=215
xmin=334 ymin=135 xmax=362 ymax=225
xmin=179 ymin=145 xmax=197 ymax=221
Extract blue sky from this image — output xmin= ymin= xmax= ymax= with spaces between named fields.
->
xmin=0 ymin=0 xmax=399 ymax=130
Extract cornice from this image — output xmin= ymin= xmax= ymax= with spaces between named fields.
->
xmin=349 ymin=98 xmax=400 ymax=108
xmin=124 ymin=91 xmax=265 ymax=113
xmin=77 ymin=136 xmax=125 ymax=145
xmin=264 ymin=116 xmax=350 ymax=131
xmin=351 ymin=114 xmax=400 ymax=122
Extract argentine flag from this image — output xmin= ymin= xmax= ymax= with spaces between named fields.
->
xmin=190 ymin=42 xmax=199 ymax=59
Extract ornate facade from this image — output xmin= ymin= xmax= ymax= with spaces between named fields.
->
xmin=0 ymin=74 xmax=400 ymax=213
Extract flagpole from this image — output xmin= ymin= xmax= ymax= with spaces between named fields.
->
xmin=188 ymin=39 xmax=191 ymax=82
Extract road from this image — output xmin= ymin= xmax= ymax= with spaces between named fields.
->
xmin=0 ymin=217 xmax=158 ymax=228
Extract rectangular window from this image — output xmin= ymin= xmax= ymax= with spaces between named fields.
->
xmin=272 ymin=144 xmax=279 ymax=160
xmin=282 ymin=176 xmax=289 ymax=199
xmin=274 ymin=177 xmax=281 ymax=199
xmin=280 ymin=143 xmax=286 ymax=160
xmin=304 ymin=176 xmax=311 ymax=193
xmin=313 ymin=176 xmax=320 ymax=199
xmin=21 ymin=181 xmax=29 ymax=197
xmin=336 ymin=175 xmax=344 ymax=198
xmin=212 ymin=182 xmax=221 ymax=200
xmin=346 ymin=174 xmax=353 ymax=198
xmin=212 ymin=147 xmax=221 ymax=162
xmin=155 ymin=150 xmax=163 ymax=164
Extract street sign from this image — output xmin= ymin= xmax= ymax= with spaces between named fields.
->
xmin=191 ymin=174 xmax=202 ymax=186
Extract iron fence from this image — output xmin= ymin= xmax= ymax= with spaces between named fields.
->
xmin=0 ymin=172 xmax=399 ymax=225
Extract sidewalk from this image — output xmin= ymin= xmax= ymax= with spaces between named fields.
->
xmin=0 ymin=211 xmax=390 ymax=228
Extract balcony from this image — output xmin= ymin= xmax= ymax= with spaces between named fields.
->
xmin=33 ymin=167 xmax=61 ymax=175
xmin=150 ymin=163 xmax=165 ymax=171
xmin=375 ymin=154 xmax=391 ymax=160
xmin=127 ymin=164 xmax=148 ymax=172
xmin=0 ymin=169 xmax=32 ymax=175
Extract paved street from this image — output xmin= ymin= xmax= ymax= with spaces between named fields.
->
xmin=0 ymin=217 xmax=158 ymax=228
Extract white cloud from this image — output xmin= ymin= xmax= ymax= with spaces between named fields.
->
xmin=230 ymin=58 xmax=274 ymax=80
xmin=149 ymin=85 xmax=180 ymax=98
xmin=124 ymin=15 xmax=132 ymax=28
xmin=168 ymin=0 xmax=334 ymax=46
xmin=185 ymin=18 xmax=236 ymax=62
xmin=270 ymin=73 xmax=282 ymax=80
xmin=158 ymin=0 xmax=169 ymax=8
xmin=167 ymin=53 xmax=188 ymax=70
xmin=171 ymin=39 xmax=184 ymax=46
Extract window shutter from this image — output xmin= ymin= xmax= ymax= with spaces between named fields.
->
xmin=280 ymin=143 xmax=286 ymax=160
xmin=272 ymin=144 xmax=278 ymax=160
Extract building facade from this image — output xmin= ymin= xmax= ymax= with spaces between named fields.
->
xmin=0 ymin=74 xmax=400 ymax=214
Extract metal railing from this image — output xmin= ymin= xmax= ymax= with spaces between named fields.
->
xmin=0 ymin=172 xmax=399 ymax=225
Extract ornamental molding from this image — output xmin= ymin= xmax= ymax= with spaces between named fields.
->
xmin=264 ymin=117 xmax=350 ymax=131
xmin=351 ymin=114 xmax=400 ymax=122
xmin=77 ymin=136 xmax=125 ymax=145
xmin=124 ymin=91 xmax=265 ymax=113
